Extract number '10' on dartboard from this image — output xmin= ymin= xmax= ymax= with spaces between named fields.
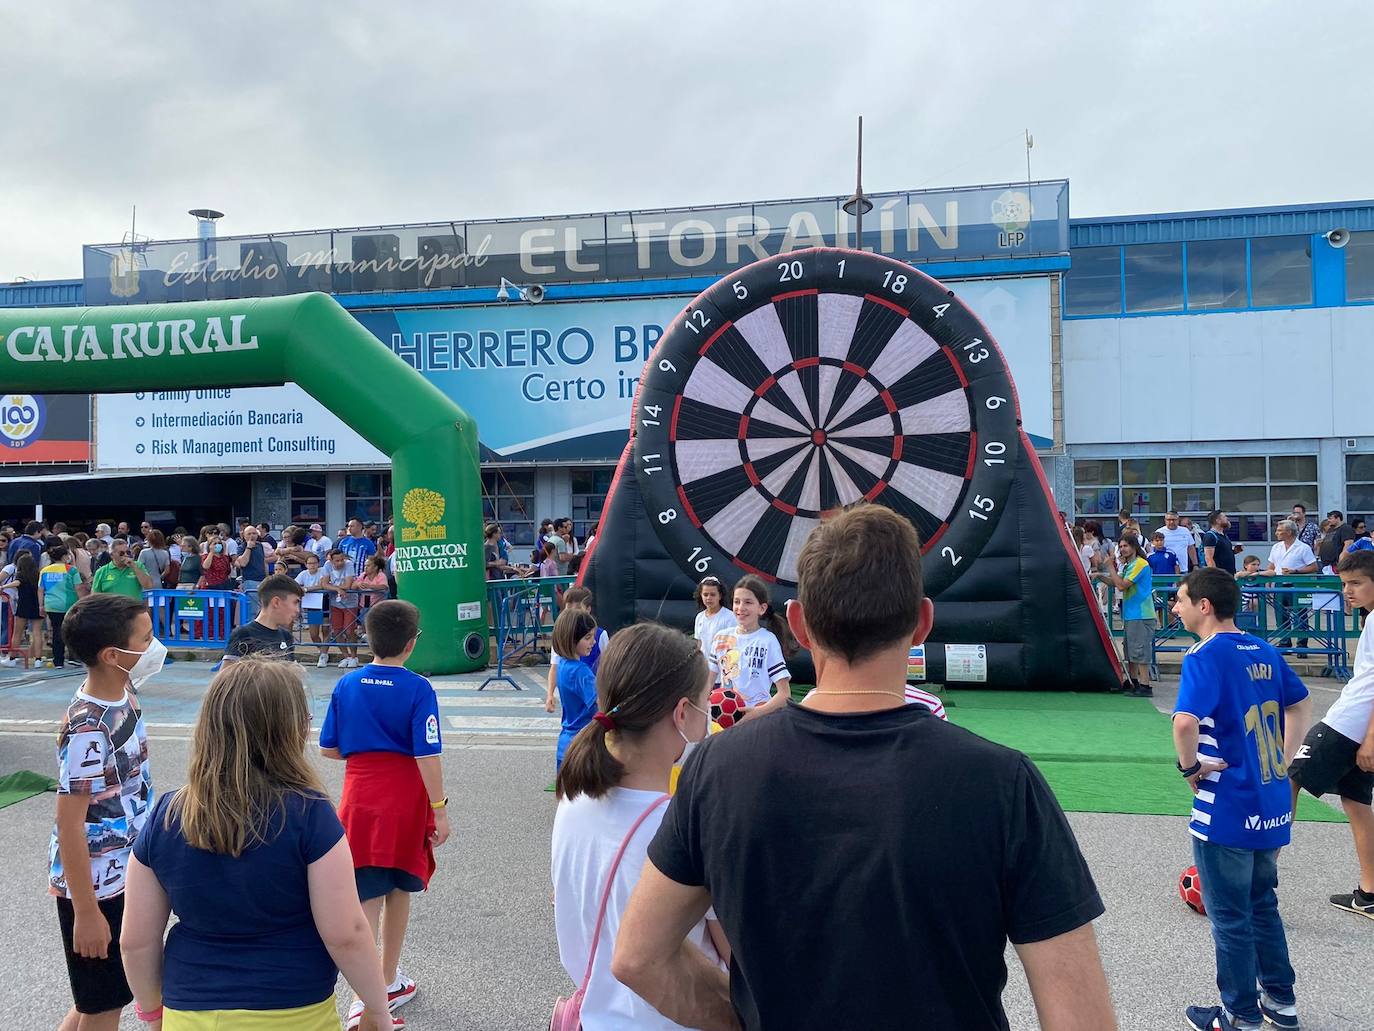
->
xmin=632 ymin=247 xmax=1020 ymax=597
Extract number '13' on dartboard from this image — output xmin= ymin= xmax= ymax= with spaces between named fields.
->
xmin=632 ymin=247 xmax=1019 ymax=596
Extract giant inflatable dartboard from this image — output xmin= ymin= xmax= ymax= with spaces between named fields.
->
xmin=583 ymin=247 xmax=1122 ymax=691
xmin=633 ymin=248 xmax=1018 ymax=595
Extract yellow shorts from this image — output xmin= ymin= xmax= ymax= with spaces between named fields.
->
xmin=165 ymin=998 xmax=340 ymax=1030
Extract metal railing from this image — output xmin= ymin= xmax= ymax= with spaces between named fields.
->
xmin=481 ymin=575 xmax=576 ymax=690
xmin=1100 ymin=574 xmax=1359 ymax=680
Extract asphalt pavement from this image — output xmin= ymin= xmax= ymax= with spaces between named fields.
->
xmin=1 ymin=661 xmax=1371 ymax=1029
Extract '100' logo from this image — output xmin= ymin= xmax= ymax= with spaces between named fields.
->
xmin=0 ymin=394 xmax=45 ymax=448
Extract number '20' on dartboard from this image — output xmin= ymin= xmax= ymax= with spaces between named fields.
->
xmin=632 ymin=247 xmax=1020 ymax=597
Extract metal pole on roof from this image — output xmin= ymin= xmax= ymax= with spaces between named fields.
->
xmin=842 ymin=116 xmax=874 ymax=250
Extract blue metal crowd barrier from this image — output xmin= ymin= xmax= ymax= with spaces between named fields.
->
xmin=1103 ymin=575 xmax=1358 ymax=681
xmin=146 ymin=589 xmax=245 ymax=650
xmin=481 ymin=575 xmax=575 ymax=690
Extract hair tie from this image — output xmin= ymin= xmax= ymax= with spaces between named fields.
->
xmin=593 ymin=712 xmax=617 ymax=731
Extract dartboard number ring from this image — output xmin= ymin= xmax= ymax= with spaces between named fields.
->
xmin=633 ymin=247 xmax=1019 ymax=597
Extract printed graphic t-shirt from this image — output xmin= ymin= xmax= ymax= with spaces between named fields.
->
xmin=320 ymin=664 xmax=442 ymax=758
xmin=1174 ymin=632 xmax=1309 ymax=849
xmin=49 ymin=687 xmax=153 ymax=899
xmin=224 ymin=620 xmax=296 ymax=662
xmin=709 ymin=627 xmax=788 ymax=708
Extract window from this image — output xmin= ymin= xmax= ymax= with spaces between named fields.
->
xmin=1347 ymin=231 xmax=1374 ymax=303
xmin=1065 ymin=247 xmax=1122 ymax=315
xmin=571 ymin=468 xmax=614 ymax=539
xmin=1347 ymin=454 xmax=1374 ymax=524
xmin=1186 ymin=239 xmax=1247 ymax=310
xmin=1073 ymin=455 xmax=1317 ymax=542
xmin=1124 ymin=243 xmax=1183 ymax=313
xmin=290 ymin=475 xmax=326 ymax=526
xmin=345 ymin=471 xmax=391 ymax=526
xmin=1250 ymin=235 xmax=1312 ymax=307
xmin=481 ymin=470 xmax=535 ymax=548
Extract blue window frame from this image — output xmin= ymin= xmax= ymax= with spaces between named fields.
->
xmin=1248 ymin=235 xmax=1312 ymax=307
xmin=1124 ymin=243 xmax=1183 ymax=313
xmin=1184 ymin=239 xmax=1247 ymax=310
xmin=1065 ymin=246 xmax=1123 ymax=315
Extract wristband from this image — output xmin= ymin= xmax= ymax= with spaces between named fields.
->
xmin=430 ymin=796 xmax=448 ymax=810
xmin=135 ymin=1003 xmax=163 ymax=1022
xmin=1177 ymin=759 xmax=1202 ymax=778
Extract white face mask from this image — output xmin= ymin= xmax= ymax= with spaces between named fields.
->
xmin=676 ymin=699 xmax=711 ymax=765
xmin=114 ymin=638 xmax=168 ymax=691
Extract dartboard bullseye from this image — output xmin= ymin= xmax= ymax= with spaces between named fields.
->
xmin=633 ymin=247 xmax=1019 ymax=597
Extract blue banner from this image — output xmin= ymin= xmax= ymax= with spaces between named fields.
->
xmin=352 ymin=278 xmax=1054 ymax=463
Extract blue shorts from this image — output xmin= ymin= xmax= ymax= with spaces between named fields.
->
xmin=355 ymin=865 xmax=425 ymax=901
xmin=304 ymin=609 xmax=326 ymax=627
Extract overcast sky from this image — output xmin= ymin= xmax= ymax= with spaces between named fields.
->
xmin=3 ymin=1 xmax=1370 ymax=281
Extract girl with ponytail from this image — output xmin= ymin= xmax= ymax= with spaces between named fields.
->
xmin=550 ymin=623 xmax=729 ymax=1029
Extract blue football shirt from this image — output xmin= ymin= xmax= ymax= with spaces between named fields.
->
xmin=1147 ymin=549 xmax=1180 ymax=576
xmin=319 ymin=664 xmax=442 ymax=758
xmin=1174 ymin=632 xmax=1308 ymax=849
xmin=336 ymin=534 xmax=377 ymax=576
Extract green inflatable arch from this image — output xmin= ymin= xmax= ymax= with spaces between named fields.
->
xmin=0 ymin=293 xmax=488 ymax=674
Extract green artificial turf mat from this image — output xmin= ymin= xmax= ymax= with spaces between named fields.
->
xmin=0 ymin=770 xmax=58 ymax=809
xmin=939 ymin=692 xmax=1345 ymax=824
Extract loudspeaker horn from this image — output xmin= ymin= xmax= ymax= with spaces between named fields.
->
xmin=1325 ymin=228 xmax=1351 ymax=249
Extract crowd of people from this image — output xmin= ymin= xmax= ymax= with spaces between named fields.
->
xmin=1063 ymin=505 xmax=1371 ymax=698
xmin=0 ymin=516 xmax=396 ymax=670
xmin=23 ymin=498 xmax=1374 ymax=1030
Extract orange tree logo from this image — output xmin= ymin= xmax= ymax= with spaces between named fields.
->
xmin=401 ymin=488 xmax=447 ymax=542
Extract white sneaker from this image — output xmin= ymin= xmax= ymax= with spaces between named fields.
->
xmin=387 ymin=971 xmax=417 ymax=1010
xmin=317 ymin=654 xmax=328 ymax=668
xmin=0 ymin=656 xmax=14 ymax=667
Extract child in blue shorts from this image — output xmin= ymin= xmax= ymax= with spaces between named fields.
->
xmin=321 ymin=600 xmax=451 ymax=1028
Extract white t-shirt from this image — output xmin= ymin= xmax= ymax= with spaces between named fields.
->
xmin=1266 ymin=539 xmax=1317 ymax=575
xmin=694 ymin=608 xmax=735 ymax=658
xmin=1077 ymin=544 xmax=1093 ymax=575
xmin=550 ymin=629 xmax=610 ymax=670
xmin=0 ymin=563 xmax=16 ymax=602
xmin=1323 ymin=618 xmax=1374 ymax=743
xmin=223 ymin=536 xmax=239 ymax=557
xmin=306 ymin=535 xmax=333 ymax=560
xmin=708 ymin=626 xmax=788 ymax=708
xmin=1159 ymin=526 xmax=1195 ymax=572
xmin=296 ymin=568 xmax=329 ymax=610
xmin=551 ymin=788 xmax=721 ymax=1031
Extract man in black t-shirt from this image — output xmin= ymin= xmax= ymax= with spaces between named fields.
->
xmin=1202 ymin=509 xmax=1241 ymax=576
xmin=613 ymin=506 xmax=1115 ymax=1031
xmin=1317 ymin=510 xmax=1358 ymax=570
xmin=222 ymin=574 xmax=303 ymax=664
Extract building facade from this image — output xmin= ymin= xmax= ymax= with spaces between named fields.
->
xmin=2 ymin=184 xmax=1371 ymax=556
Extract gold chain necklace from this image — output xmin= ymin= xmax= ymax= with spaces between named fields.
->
xmin=807 ymin=689 xmax=907 ymax=699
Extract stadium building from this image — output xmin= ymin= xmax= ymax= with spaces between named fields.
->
xmin=2 ymin=182 xmax=1372 ymax=555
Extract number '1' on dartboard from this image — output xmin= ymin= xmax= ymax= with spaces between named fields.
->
xmin=582 ymin=247 xmax=1122 ymax=692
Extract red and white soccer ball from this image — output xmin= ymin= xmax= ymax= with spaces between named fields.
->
xmin=1178 ymin=865 xmax=1206 ymax=915
xmin=709 ymin=687 xmax=748 ymax=728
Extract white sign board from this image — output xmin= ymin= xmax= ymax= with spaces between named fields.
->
xmin=93 ymin=387 xmax=386 ymax=471
xmin=944 ymin=643 xmax=989 ymax=683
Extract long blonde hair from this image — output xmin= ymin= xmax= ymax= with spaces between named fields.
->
xmin=168 ymin=659 xmax=324 ymax=856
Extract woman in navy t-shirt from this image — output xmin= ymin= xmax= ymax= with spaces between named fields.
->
xmin=119 ymin=660 xmax=397 ymax=1030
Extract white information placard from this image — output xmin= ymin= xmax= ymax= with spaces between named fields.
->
xmin=94 ymin=387 xmax=386 ymax=471
xmin=944 ymin=643 xmax=988 ymax=683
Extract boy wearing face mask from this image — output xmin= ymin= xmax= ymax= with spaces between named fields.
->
xmin=48 ymin=593 xmax=164 ymax=1030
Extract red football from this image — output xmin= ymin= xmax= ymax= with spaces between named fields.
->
xmin=709 ymin=687 xmax=748 ymax=728
xmin=1178 ymin=865 xmax=1206 ymax=915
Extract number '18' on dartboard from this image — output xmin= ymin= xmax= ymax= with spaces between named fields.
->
xmin=633 ymin=247 xmax=1020 ymax=597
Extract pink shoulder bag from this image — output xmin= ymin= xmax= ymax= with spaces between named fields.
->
xmin=550 ymin=794 xmax=670 ymax=1031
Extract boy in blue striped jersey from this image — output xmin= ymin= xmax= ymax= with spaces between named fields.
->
xmin=1171 ymin=567 xmax=1311 ymax=1031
